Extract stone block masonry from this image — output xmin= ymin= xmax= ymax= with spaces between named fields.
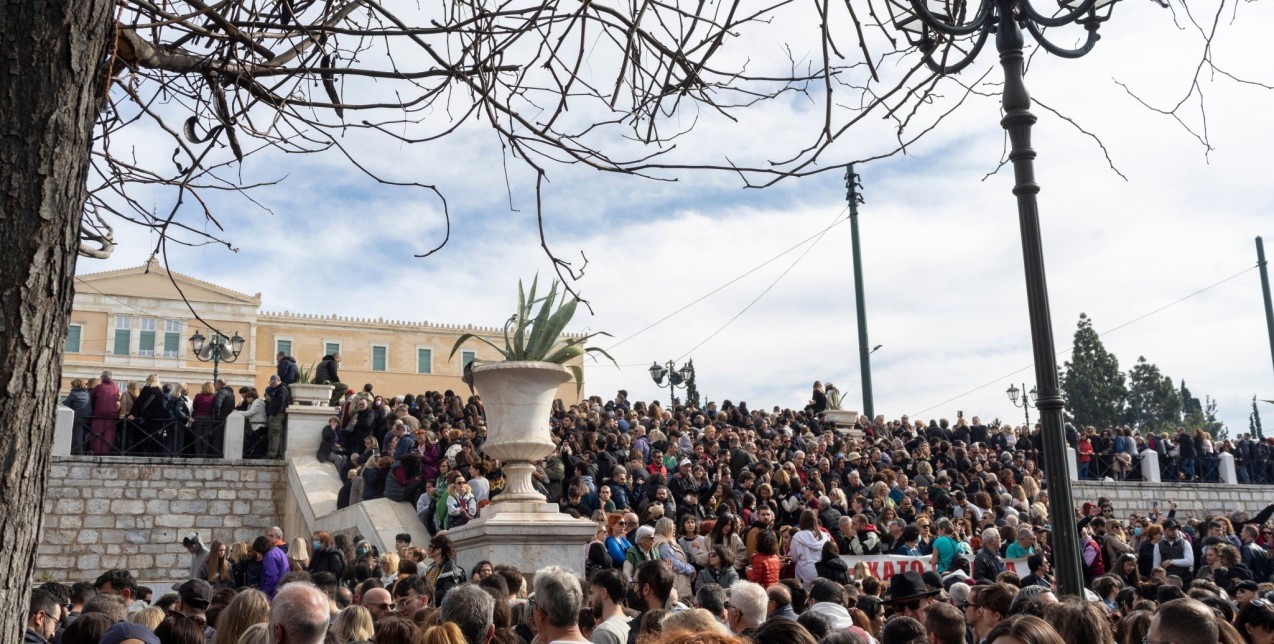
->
xmin=1072 ymin=480 xmax=1274 ymax=521
xmin=37 ymin=456 xmax=284 ymax=584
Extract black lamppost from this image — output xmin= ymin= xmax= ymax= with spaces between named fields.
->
xmin=884 ymin=0 xmax=1119 ymax=599
xmin=649 ymin=360 xmax=694 ymax=409
xmin=1007 ymin=383 xmax=1038 ymax=426
xmin=189 ymin=330 xmax=245 ymax=383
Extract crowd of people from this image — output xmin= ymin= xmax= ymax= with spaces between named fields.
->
xmin=40 ymin=376 xmax=1274 ymax=644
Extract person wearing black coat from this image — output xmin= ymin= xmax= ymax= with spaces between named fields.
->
xmin=133 ymin=378 xmax=170 ymax=455
xmin=308 ymin=533 xmax=346 ymax=575
xmin=62 ymin=380 xmax=92 ymax=454
xmin=213 ymin=381 xmax=236 ymax=422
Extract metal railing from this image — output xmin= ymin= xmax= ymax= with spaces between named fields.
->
xmin=66 ymin=414 xmax=283 ymax=460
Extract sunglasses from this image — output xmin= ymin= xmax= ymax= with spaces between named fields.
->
xmin=898 ymin=599 xmax=924 ymax=612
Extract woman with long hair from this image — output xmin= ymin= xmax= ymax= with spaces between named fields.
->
xmin=695 ymin=545 xmax=740 ymax=593
xmin=379 ymin=552 xmax=401 ymax=587
xmin=789 ymin=509 xmax=828 ymax=588
xmin=1111 ymin=553 xmax=1139 ymax=588
xmin=202 ymin=540 xmax=233 ymax=589
xmin=331 ymin=605 xmax=375 ymax=644
xmin=1235 ymin=598 xmax=1274 ymax=644
xmin=699 ymin=513 xmax=747 ymax=573
xmin=654 ymin=517 xmax=696 ymax=599
xmin=208 ymin=589 xmax=269 ymax=644
xmin=984 ymin=615 xmax=1065 ymax=644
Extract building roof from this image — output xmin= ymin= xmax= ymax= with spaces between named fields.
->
xmin=76 ymin=257 xmax=262 ymax=306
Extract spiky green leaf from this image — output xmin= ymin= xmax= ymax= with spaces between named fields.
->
xmin=449 ymin=333 xmax=511 ymax=361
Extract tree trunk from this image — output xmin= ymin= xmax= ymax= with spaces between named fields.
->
xmin=0 ymin=0 xmax=114 ymax=638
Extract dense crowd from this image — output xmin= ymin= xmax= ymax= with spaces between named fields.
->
xmin=40 ymin=372 xmax=1273 ymax=644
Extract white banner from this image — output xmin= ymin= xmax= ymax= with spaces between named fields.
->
xmin=839 ymin=554 xmax=1030 ymax=581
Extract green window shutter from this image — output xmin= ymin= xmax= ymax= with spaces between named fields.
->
xmin=462 ymin=351 xmax=476 ymax=370
xmin=139 ymin=330 xmax=156 ymax=355
xmin=325 ymin=342 xmax=340 ymax=356
xmin=372 ymin=346 xmax=387 ymax=371
xmin=164 ymin=332 xmax=179 ymax=356
xmin=277 ymin=339 xmax=292 ymax=356
xmin=417 ymin=349 xmax=432 ymax=374
xmin=65 ymin=326 xmax=82 ymax=353
xmin=114 ymin=330 xmax=130 ymax=355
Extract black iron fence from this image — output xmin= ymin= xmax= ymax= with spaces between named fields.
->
xmin=68 ymin=415 xmax=284 ymax=460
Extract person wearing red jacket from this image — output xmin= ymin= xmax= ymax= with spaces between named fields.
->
xmin=746 ymin=529 xmax=783 ymax=588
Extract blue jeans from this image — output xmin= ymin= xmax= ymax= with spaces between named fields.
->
xmin=1180 ymin=457 xmax=1196 ymax=480
xmin=1078 ymin=461 xmax=1089 ymax=480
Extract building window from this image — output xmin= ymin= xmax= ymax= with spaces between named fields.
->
xmin=372 ymin=345 xmax=388 ymax=372
xmin=66 ymin=324 xmax=82 ymax=353
xmin=277 ymin=339 xmax=292 ymax=357
xmin=417 ymin=348 xmax=433 ymax=374
xmin=461 ymin=350 xmax=476 ymax=371
xmin=138 ymin=318 xmax=157 ymax=356
xmin=113 ymin=316 xmax=132 ymax=355
xmin=325 ymin=342 xmax=341 ymax=357
xmin=163 ymin=320 xmax=180 ymax=358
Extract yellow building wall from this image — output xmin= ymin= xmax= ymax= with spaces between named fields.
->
xmin=62 ymin=262 xmax=585 ymax=404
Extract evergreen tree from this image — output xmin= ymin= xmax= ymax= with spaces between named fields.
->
xmin=1203 ymin=396 xmax=1226 ymax=440
xmin=1252 ymin=396 xmax=1265 ymax=440
xmin=684 ymin=359 xmax=701 ymax=409
xmin=1126 ymin=356 xmax=1183 ymax=433
xmin=1061 ymin=313 xmax=1127 ymax=429
xmin=1180 ymin=380 xmax=1204 ymax=428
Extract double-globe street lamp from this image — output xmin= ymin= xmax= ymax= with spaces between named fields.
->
xmin=885 ymin=0 xmax=1119 ymax=598
xmin=189 ymin=329 xmax=245 ymax=383
xmin=1007 ymin=383 xmax=1038 ymax=426
xmin=649 ymin=360 xmax=694 ymax=409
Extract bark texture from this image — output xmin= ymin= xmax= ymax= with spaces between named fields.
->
xmin=0 ymin=0 xmax=115 ymax=636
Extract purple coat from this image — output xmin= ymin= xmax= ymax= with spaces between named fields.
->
xmin=261 ymin=546 xmax=290 ymax=598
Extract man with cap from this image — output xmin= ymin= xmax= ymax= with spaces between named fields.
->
xmin=668 ymin=458 xmax=698 ymax=508
xmin=884 ymin=570 xmax=939 ymax=622
xmin=1154 ymin=518 xmax=1195 ymax=585
xmin=175 ymin=579 xmax=216 ymax=643
xmin=264 ymin=374 xmax=291 ymax=459
xmin=99 ymin=622 xmax=161 ymax=644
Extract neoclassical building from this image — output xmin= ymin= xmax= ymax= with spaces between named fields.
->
xmin=64 ymin=258 xmax=584 ymax=401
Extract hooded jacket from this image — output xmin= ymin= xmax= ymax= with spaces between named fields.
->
xmin=277 ymin=356 xmax=300 ymax=385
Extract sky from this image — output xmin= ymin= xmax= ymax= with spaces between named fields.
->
xmin=82 ymin=0 xmax=1274 ymax=433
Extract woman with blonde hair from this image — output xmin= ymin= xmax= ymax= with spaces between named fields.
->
xmin=420 ymin=622 xmax=467 ymax=644
xmin=379 ymin=551 xmax=401 ymax=586
xmin=236 ymin=622 xmax=270 ymax=644
xmin=653 ymin=517 xmax=695 ymax=600
xmin=210 ymin=589 xmax=270 ymax=644
xmin=128 ymin=607 xmax=165 ymax=630
xmin=288 ymin=537 xmax=310 ymax=571
xmin=331 ymin=605 xmax=375 ymax=644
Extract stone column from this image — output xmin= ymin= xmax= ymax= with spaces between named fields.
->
xmin=223 ymin=411 xmax=246 ymax=459
xmin=1220 ymin=453 xmax=1238 ymax=485
xmin=52 ymin=406 xmax=74 ymax=457
xmin=1140 ymin=450 xmax=1161 ymax=483
xmin=1066 ymin=447 xmax=1078 ymax=481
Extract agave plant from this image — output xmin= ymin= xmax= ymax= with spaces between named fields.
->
xmin=450 ymin=276 xmax=614 ymax=390
xmin=297 ymin=362 xmax=316 ymax=385
xmin=826 ymin=383 xmax=844 ymax=410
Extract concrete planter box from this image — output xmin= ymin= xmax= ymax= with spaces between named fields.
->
xmin=289 ymin=383 xmax=334 ymax=406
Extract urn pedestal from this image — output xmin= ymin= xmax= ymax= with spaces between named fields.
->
xmin=823 ymin=409 xmax=864 ymax=439
xmin=446 ymin=362 xmax=596 ymax=578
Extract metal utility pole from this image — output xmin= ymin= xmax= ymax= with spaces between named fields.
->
xmin=1259 ymin=237 xmax=1274 ymax=383
xmin=847 ymin=166 xmax=874 ymax=423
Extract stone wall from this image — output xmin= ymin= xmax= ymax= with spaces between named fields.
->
xmin=37 ymin=456 xmax=284 ymax=584
xmin=1072 ymin=480 xmax=1274 ymax=520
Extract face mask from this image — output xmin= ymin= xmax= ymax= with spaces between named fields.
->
xmin=313 ymin=540 xmax=322 ymax=551
xmin=1134 ymin=527 xmax=1143 ymax=537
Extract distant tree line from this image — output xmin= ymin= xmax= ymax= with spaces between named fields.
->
xmin=1061 ymin=313 xmax=1230 ymax=438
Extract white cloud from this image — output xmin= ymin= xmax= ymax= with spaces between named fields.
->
xmin=78 ymin=0 xmax=1274 ymax=433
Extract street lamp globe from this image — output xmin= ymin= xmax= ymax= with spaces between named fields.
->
xmin=188 ymin=330 xmax=206 ymax=355
xmin=229 ymin=331 xmax=246 ymax=358
xmin=1006 ymin=384 xmax=1020 ymax=403
xmin=649 ymin=362 xmax=666 ymax=385
xmin=678 ymin=364 xmax=694 ymax=383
